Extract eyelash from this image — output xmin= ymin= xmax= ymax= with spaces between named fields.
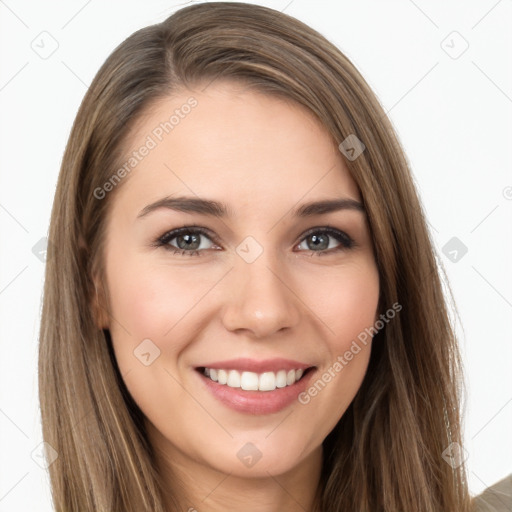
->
xmin=153 ymin=225 xmax=355 ymax=257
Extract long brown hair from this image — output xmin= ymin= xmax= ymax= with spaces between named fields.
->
xmin=39 ymin=2 xmax=472 ymax=510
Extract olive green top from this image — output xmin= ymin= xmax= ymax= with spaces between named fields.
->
xmin=471 ymin=474 xmax=512 ymax=512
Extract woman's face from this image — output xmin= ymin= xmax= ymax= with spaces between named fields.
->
xmin=99 ymin=81 xmax=379 ymax=481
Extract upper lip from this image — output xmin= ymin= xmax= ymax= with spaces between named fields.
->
xmin=196 ymin=358 xmax=314 ymax=373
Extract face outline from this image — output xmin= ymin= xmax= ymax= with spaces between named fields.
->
xmin=97 ymin=80 xmax=380 ymax=499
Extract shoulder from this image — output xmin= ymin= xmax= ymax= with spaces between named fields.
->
xmin=471 ymin=474 xmax=512 ymax=512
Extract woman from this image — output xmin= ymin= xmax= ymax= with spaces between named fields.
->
xmin=39 ymin=2 xmax=483 ymax=510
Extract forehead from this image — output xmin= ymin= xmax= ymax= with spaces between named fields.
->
xmin=113 ymin=81 xmax=360 ymax=213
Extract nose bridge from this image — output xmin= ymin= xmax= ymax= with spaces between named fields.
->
xmin=221 ymin=238 xmax=301 ymax=337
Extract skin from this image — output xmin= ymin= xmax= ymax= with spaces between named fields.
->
xmin=97 ymin=81 xmax=380 ymax=511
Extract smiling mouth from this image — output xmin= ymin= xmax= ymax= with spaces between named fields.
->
xmin=196 ymin=366 xmax=314 ymax=392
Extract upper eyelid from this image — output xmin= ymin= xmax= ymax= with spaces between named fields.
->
xmin=158 ymin=226 xmax=220 ymax=245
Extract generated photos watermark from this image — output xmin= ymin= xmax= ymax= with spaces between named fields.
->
xmin=298 ymin=302 xmax=402 ymax=405
xmin=93 ymin=96 xmax=198 ymax=200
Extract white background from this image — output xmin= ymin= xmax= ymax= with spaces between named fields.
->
xmin=0 ymin=0 xmax=511 ymax=510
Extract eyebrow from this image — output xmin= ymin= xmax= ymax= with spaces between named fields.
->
xmin=136 ymin=195 xmax=365 ymax=219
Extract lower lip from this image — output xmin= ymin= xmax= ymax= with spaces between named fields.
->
xmin=196 ymin=368 xmax=315 ymax=415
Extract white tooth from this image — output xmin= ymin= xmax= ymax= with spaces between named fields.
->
xmin=210 ymin=368 xmax=305 ymax=390
xmin=240 ymin=371 xmax=259 ymax=390
xmin=275 ymin=370 xmax=287 ymax=388
xmin=227 ymin=370 xmax=241 ymax=388
xmin=259 ymin=372 xmax=276 ymax=391
xmin=217 ymin=369 xmax=228 ymax=385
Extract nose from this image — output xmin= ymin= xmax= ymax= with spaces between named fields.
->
xmin=220 ymin=251 xmax=301 ymax=339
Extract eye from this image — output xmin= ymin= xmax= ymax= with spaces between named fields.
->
xmin=296 ymin=227 xmax=354 ymax=256
xmin=155 ymin=226 xmax=219 ymax=256
xmin=154 ymin=225 xmax=354 ymax=257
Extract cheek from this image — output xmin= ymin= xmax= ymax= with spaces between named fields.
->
xmin=105 ymin=253 xmax=215 ymax=344
xmin=295 ymin=260 xmax=379 ymax=419
xmin=103 ymin=253 xmax=207 ymax=420
xmin=307 ymin=260 xmax=380 ymax=347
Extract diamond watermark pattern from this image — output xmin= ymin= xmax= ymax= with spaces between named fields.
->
xmin=441 ymin=31 xmax=469 ymax=60
xmin=236 ymin=236 xmax=264 ymax=263
xmin=134 ymin=338 xmax=161 ymax=366
xmin=31 ymin=441 xmax=59 ymax=469
xmin=237 ymin=442 xmax=262 ymax=468
xmin=30 ymin=31 xmax=59 ymax=60
xmin=32 ymin=236 xmax=53 ymax=262
xmin=442 ymin=236 xmax=468 ymax=263
xmin=338 ymin=134 xmax=366 ymax=161
xmin=441 ymin=442 xmax=469 ymax=468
